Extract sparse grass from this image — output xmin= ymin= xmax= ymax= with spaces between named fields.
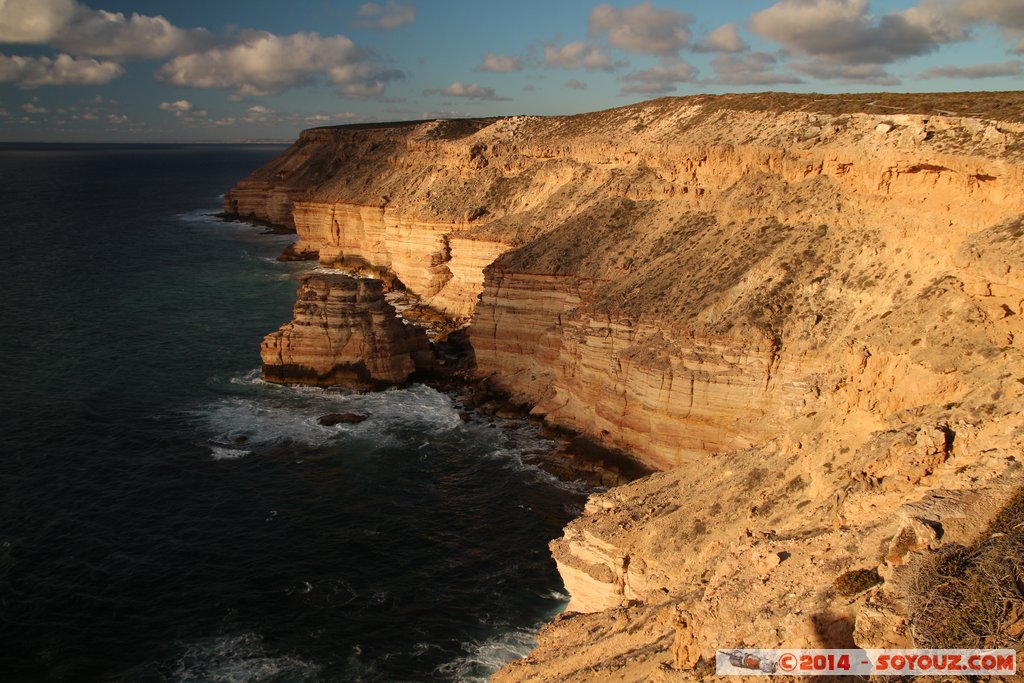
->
xmin=834 ymin=568 xmax=884 ymax=596
xmin=910 ymin=486 xmax=1024 ymax=650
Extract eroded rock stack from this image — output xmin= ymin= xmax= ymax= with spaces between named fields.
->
xmin=260 ymin=273 xmax=433 ymax=388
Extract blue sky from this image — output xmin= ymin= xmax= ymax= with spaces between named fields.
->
xmin=1 ymin=0 xmax=1023 ymax=141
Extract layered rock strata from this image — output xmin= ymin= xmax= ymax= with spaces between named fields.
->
xmin=260 ymin=273 xmax=432 ymax=388
xmin=227 ymin=92 xmax=1024 ymax=681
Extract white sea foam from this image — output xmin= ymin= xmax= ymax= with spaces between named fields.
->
xmin=197 ymin=380 xmax=464 ymax=453
xmin=435 ymin=626 xmax=540 ymax=682
xmin=209 ymin=446 xmax=251 ymax=461
xmin=176 ymin=208 xmax=227 ymax=225
xmin=169 ymin=632 xmax=319 ymax=683
xmin=206 ymin=373 xmax=594 ymax=496
xmin=484 ymin=442 xmax=597 ymax=496
xmin=199 ymin=397 xmax=341 ymax=449
xmin=229 ymin=368 xmax=264 ymax=385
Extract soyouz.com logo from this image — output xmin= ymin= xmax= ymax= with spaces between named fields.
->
xmin=716 ymin=648 xmax=1017 ymax=676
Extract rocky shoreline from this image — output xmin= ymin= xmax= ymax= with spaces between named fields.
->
xmin=225 ymin=92 xmax=1024 ymax=680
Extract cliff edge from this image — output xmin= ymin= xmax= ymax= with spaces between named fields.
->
xmin=226 ymin=92 xmax=1024 ymax=680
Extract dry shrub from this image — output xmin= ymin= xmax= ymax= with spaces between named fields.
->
xmin=834 ymin=568 xmax=884 ymax=596
xmin=910 ymin=487 xmax=1024 ymax=650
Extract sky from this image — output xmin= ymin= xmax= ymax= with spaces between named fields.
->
xmin=1 ymin=0 xmax=1023 ymax=142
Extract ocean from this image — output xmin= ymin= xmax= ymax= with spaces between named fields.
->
xmin=0 ymin=144 xmax=586 ymax=682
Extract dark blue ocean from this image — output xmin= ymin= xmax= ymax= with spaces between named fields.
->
xmin=0 ymin=144 xmax=585 ymax=682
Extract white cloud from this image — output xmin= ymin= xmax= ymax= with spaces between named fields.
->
xmin=160 ymin=99 xmax=193 ymax=112
xmin=160 ymin=99 xmax=208 ymax=120
xmin=0 ymin=0 xmax=210 ymax=59
xmin=21 ymin=101 xmax=47 ymax=114
xmin=0 ymin=0 xmax=77 ymax=43
xmin=588 ymin=1 xmax=693 ymax=56
xmin=431 ymin=81 xmax=509 ymax=100
xmin=918 ymin=60 xmax=1023 ymax=79
xmin=106 ymin=113 xmax=127 ymax=124
xmin=0 ymin=53 xmax=124 ymax=88
xmin=695 ymin=24 xmax=749 ymax=53
xmin=337 ymin=81 xmax=386 ymax=97
xmin=953 ymin=0 xmax=1024 ymax=30
xmin=791 ymin=61 xmax=901 ymax=85
xmin=544 ymin=42 xmax=616 ymax=70
xmin=564 ymin=78 xmax=587 ymax=90
xmin=419 ymin=109 xmax=471 ymax=120
xmin=478 ymin=53 xmax=522 ymax=73
xmin=750 ymin=0 xmax=964 ymax=66
xmin=708 ymin=53 xmax=803 ymax=85
xmin=157 ymin=31 xmax=401 ymax=97
xmin=55 ymin=9 xmax=211 ymax=59
xmin=620 ymin=59 xmax=696 ymax=94
xmin=952 ymin=0 xmax=1024 ymax=49
xmin=352 ymin=1 xmax=415 ymax=30
xmin=208 ymin=105 xmax=360 ymax=128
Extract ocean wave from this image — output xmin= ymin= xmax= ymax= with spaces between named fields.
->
xmin=194 ymin=380 xmax=464 ymax=452
xmin=175 ymin=208 xmax=227 ymax=225
xmin=484 ymin=443 xmax=597 ymax=496
xmin=197 ymin=396 xmax=344 ymax=450
xmin=209 ymin=445 xmax=251 ymax=461
xmin=435 ymin=626 xmax=539 ymax=682
xmin=169 ymin=632 xmax=320 ymax=683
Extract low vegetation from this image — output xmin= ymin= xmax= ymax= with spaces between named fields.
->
xmin=911 ymin=486 xmax=1024 ymax=650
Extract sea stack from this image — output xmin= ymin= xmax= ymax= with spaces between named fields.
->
xmin=260 ymin=273 xmax=433 ymax=388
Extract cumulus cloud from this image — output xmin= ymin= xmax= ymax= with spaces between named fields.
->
xmin=160 ymin=99 xmax=193 ymax=112
xmin=588 ymin=1 xmax=693 ymax=56
xmin=211 ymin=106 xmax=361 ymax=128
xmin=792 ymin=61 xmax=901 ymax=85
xmin=952 ymin=0 xmax=1024 ymax=30
xmin=708 ymin=53 xmax=803 ymax=85
xmin=106 ymin=113 xmax=127 ymax=124
xmin=620 ymin=59 xmax=696 ymax=94
xmin=157 ymin=31 xmax=402 ymax=98
xmin=544 ymin=42 xmax=616 ymax=70
xmin=351 ymin=1 xmax=415 ymax=30
xmin=159 ymin=99 xmax=207 ymax=120
xmin=477 ymin=53 xmax=522 ymax=73
xmin=0 ymin=0 xmax=77 ymax=43
xmin=694 ymin=24 xmax=749 ymax=53
xmin=750 ymin=0 xmax=964 ymax=66
xmin=918 ymin=60 xmax=1023 ymax=79
xmin=0 ymin=0 xmax=210 ymax=59
xmin=55 ymin=9 xmax=210 ymax=59
xmin=564 ymin=78 xmax=587 ymax=90
xmin=0 ymin=52 xmax=124 ymax=88
xmin=951 ymin=0 xmax=1024 ymax=49
xmin=21 ymin=100 xmax=47 ymax=114
xmin=427 ymin=81 xmax=510 ymax=100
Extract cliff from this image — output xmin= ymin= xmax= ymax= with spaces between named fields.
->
xmin=226 ymin=92 xmax=1024 ymax=680
xmin=261 ymin=273 xmax=433 ymax=388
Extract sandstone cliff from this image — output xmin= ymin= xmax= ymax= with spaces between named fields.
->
xmin=261 ymin=273 xmax=433 ymax=388
xmin=227 ymin=92 xmax=1024 ymax=680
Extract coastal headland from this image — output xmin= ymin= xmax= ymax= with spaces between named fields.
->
xmin=225 ymin=92 xmax=1024 ymax=680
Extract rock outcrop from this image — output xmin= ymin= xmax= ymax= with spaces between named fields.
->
xmin=261 ymin=273 xmax=432 ymax=388
xmin=227 ymin=92 xmax=1024 ymax=681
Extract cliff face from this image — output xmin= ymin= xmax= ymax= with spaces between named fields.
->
xmin=261 ymin=273 xmax=433 ymax=388
xmin=227 ymin=93 xmax=1024 ymax=680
